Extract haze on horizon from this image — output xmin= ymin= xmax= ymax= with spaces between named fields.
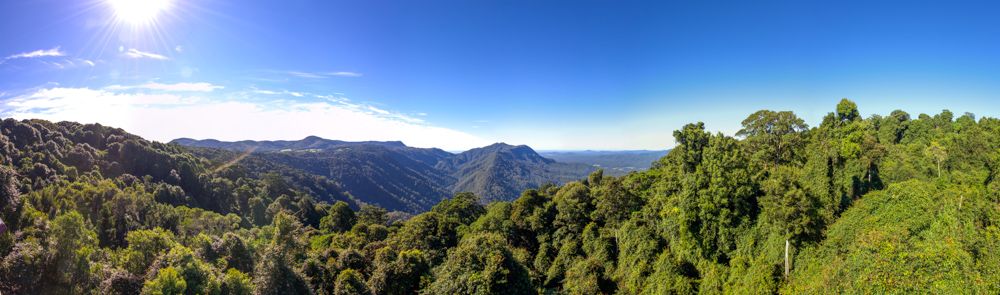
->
xmin=1 ymin=0 xmax=999 ymax=151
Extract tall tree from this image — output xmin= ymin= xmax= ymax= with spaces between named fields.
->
xmin=674 ymin=134 xmax=758 ymax=263
xmin=836 ymin=98 xmax=860 ymax=123
xmin=428 ymin=233 xmax=533 ymax=295
xmin=736 ymin=110 xmax=809 ymax=168
xmin=673 ymin=122 xmax=711 ymax=173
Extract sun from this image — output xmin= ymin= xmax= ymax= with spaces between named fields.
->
xmin=108 ymin=0 xmax=172 ymax=25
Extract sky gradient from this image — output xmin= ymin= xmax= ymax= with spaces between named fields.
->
xmin=1 ymin=0 xmax=999 ymax=150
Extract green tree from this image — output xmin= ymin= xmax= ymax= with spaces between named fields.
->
xmin=49 ymin=211 xmax=98 ymax=292
xmin=736 ymin=110 xmax=809 ymax=167
xmin=162 ymin=245 xmax=220 ymax=295
xmin=367 ymin=249 xmax=430 ymax=295
xmin=356 ymin=205 xmax=388 ymax=225
xmin=261 ymin=173 xmax=291 ymax=198
xmin=220 ymin=268 xmax=253 ymax=295
xmin=271 ymin=211 xmax=306 ymax=256
xmin=320 ymin=201 xmax=356 ymax=232
xmin=251 ymin=249 xmax=311 ymax=295
xmin=143 ymin=267 xmax=187 ymax=295
xmin=612 ymin=218 xmax=661 ymax=294
xmin=836 ymin=98 xmax=860 ymax=123
xmin=590 ymin=177 xmax=642 ymax=227
xmin=553 ymin=182 xmax=592 ymax=237
xmin=390 ymin=212 xmax=459 ymax=263
xmin=428 ymin=233 xmax=532 ymax=295
xmin=673 ymin=134 xmax=757 ymax=262
xmin=0 ymin=165 xmax=19 ymax=221
xmin=760 ymin=166 xmax=822 ymax=244
xmin=333 ymin=269 xmax=369 ymax=295
xmin=248 ymin=197 xmax=268 ymax=226
xmin=123 ymin=228 xmax=177 ymax=275
xmin=587 ymin=169 xmax=604 ymax=186
xmin=431 ymin=192 xmax=485 ymax=225
xmin=924 ymin=141 xmax=947 ymax=177
xmin=673 ymin=122 xmax=711 ymax=172
xmin=563 ymin=258 xmax=608 ymax=295
xmin=253 ymin=212 xmax=311 ymax=295
xmin=218 ymin=232 xmax=254 ymax=274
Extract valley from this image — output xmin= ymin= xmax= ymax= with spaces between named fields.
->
xmin=173 ymin=137 xmax=658 ymax=213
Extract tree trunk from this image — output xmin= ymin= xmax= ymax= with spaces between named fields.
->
xmin=784 ymin=239 xmax=791 ymax=279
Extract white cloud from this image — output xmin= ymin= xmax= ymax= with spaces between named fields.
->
xmin=2 ymin=87 xmax=487 ymax=150
xmin=174 ymin=45 xmax=183 ymax=53
xmin=107 ymin=82 xmax=224 ymax=92
xmin=124 ymin=48 xmax=168 ymax=60
xmin=367 ymin=106 xmax=391 ymax=115
xmin=4 ymin=46 xmax=65 ymax=60
xmin=252 ymin=89 xmax=281 ymax=95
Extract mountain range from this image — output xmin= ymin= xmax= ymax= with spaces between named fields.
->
xmin=172 ymin=137 xmax=611 ymax=212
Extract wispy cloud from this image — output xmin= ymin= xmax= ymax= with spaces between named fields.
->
xmin=2 ymin=86 xmax=485 ymax=150
xmin=250 ymin=87 xmax=306 ymax=97
xmin=124 ymin=48 xmax=169 ymax=60
xmin=326 ymin=71 xmax=362 ymax=77
xmin=288 ymin=71 xmax=325 ymax=78
xmin=41 ymin=58 xmax=97 ymax=69
xmin=106 ymin=82 xmax=224 ymax=92
xmin=313 ymin=94 xmax=425 ymax=124
xmin=252 ymin=89 xmax=281 ymax=95
xmin=287 ymin=70 xmax=362 ymax=78
xmin=4 ymin=46 xmax=65 ymax=61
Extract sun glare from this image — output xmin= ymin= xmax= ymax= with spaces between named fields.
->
xmin=108 ymin=0 xmax=171 ymax=25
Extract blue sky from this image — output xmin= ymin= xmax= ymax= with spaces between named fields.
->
xmin=1 ymin=0 xmax=999 ymax=150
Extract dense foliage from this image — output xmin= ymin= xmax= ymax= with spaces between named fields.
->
xmin=1 ymin=99 xmax=998 ymax=294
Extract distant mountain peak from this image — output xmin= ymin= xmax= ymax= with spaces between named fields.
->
xmin=485 ymin=142 xmax=515 ymax=147
xmin=480 ymin=142 xmax=533 ymax=152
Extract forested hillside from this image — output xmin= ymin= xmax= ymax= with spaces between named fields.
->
xmin=438 ymin=143 xmax=595 ymax=203
xmin=174 ymin=139 xmax=596 ymax=211
xmin=0 ymin=99 xmax=998 ymax=294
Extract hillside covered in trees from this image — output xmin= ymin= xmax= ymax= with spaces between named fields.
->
xmin=173 ymin=138 xmax=597 ymax=212
xmin=0 ymin=99 xmax=998 ymax=294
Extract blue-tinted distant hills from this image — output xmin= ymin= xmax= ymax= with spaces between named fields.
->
xmin=538 ymin=150 xmax=669 ymax=176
